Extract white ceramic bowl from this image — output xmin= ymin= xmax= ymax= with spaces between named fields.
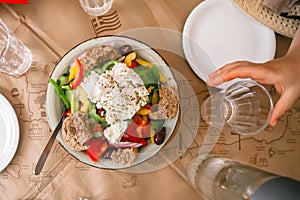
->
xmin=46 ymin=36 xmax=179 ymax=169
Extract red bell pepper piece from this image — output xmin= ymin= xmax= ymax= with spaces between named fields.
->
xmin=97 ymin=108 xmax=105 ymax=116
xmin=70 ymin=58 xmax=83 ymax=89
xmin=133 ymin=114 xmax=146 ymax=126
xmin=128 ymin=60 xmax=138 ymax=68
xmin=121 ymin=135 xmax=130 ymax=142
xmin=128 ymin=114 xmax=151 ymax=139
xmin=64 ymin=109 xmax=72 ymax=117
xmin=126 ymin=133 xmax=148 ymax=147
xmin=125 ymin=119 xmax=148 ymax=146
xmin=144 ymin=104 xmax=152 ymax=110
xmin=85 ymin=137 xmax=108 ymax=162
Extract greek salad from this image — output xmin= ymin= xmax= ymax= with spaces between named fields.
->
xmin=49 ymin=41 xmax=178 ymax=167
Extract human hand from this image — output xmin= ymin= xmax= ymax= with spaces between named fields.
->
xmin=206 ymin=56 xmax=300 ymax=126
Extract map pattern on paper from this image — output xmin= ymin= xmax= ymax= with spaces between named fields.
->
xmin=176 ymin=86 xmax=300 ymax=180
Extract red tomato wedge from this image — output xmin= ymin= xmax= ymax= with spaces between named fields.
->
xmin=85 ymin=137 xmax=108 ymax=162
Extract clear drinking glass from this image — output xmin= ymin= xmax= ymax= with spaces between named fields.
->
xmin=187 ymin=155 xmax=300 ymax=200
xmin=79 ymin=0 xmax=113 ymax=16
xmin=0 ymin=19 xmax=32 ymax=77
xmin=201 ymin=80 xmax=273 ymax=135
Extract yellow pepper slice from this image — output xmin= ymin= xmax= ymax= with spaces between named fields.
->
xmin=147 ymin=86 xmax=154 ymax=94
xmin=159 ymin=72 xmax=167 ymax=83
xmin=142 ymin=115 xmax=148 ymax=122
xmin=152 ymin=89 xmax=159 ymax=105
xmin=136 ymin=58 xmax=153 ymax=67
xmin=69 ymin=66 xmax=78 ymax=81
xmin=137 ymin=107 xmax=151 ymax=115
xmin=69 ymin=59 xmax=80 ymax=81
xmin=125 ymin=52 xmax=136 ymax=67
xmin=132 ymin=148 xmax=139 ymax=153
xmin=70 ymin=98 xmax=75 ymax=114
xmin=150 ymin=125 xmax=155 ymax=144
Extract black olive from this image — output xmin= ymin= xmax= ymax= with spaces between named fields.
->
xmin=154 ymin=127 xmax=166 ymax=145
xmin=118 ymin=45 xmax=133 ymax=56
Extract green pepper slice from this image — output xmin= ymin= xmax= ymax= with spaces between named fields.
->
xmin=49 ymin=78 xmax=70 ymax=109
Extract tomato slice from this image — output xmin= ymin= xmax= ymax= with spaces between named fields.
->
xmin=85 ymin=137 xmax=108 ymax=162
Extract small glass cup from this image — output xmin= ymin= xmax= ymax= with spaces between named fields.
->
xmin=0 ymin=19 xmax=32 ymax=77
xmin=201 ymin=80 xmax=273 ymax=135
xmin=79 ymin=0 xmax=113 ymax=16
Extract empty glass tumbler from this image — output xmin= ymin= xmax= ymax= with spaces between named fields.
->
xmin=79 ymin=0 xmax=113 ymax=16
xmin=201 ymin=80 xmax=273 ymax=135
xmin=0 ymin=19 xmax=32 ymax=77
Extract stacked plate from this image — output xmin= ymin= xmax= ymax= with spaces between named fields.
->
xmin=0 ymin=93 xmax=19 ymax=172
xmin=182 ymin=0 xmax=276 ymax=87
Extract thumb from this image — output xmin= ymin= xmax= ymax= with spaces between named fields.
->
xmin=270 ymin=91 xmax=296 ymax=126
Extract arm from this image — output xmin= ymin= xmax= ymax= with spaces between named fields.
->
xmin=206 ymin=26 xmax=300 ymax=126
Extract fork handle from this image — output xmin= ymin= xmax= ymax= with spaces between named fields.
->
xmin=34 ymin=117 xmax=63 ymax=175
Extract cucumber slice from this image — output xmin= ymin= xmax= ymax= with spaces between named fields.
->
xmin=57 ymin=73 xmax=70 ymax=86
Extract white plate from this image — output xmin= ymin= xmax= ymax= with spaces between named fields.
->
xmin=182 ymin=0 xmax=276 ymax=85
xmin=46 ymin=36 xmax=179 ymax=170
xmin=0 ymin=93 xmax=19 ymax=172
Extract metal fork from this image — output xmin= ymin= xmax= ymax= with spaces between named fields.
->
xmin=34 ymin=111 xmax=65 ymax=175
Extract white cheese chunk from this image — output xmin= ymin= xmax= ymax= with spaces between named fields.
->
xmin=81 ymin=62 xmax=149 ymax=143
